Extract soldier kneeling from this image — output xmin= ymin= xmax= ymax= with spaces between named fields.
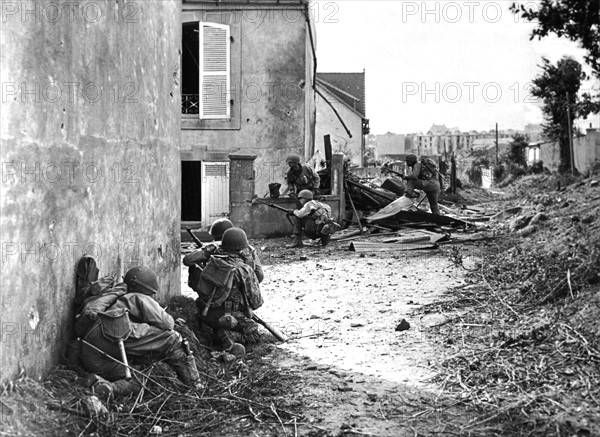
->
xmin=73 ymin=261 xmax=201 ymax=399
xmin=196 ymin=228 xmax=264 ymax=358
xmin=286 ymin=189 xmax=339 ymax=248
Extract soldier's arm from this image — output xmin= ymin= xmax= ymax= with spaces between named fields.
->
xmin=252 ymin=251 xmax=264 ymax=283
xmin=125 ymin=294 xmax=175 ymax=331
xmin=182 ymin=245 xmax=218 ymax=267
xmin=285 ymin=170 xmax=296 ymax=195
xmin=309 ymin=166 xmax=320 ymax=189
xmin=405 ymin=163 xmax=421 ymax=180
xmin=293 ymin=202 xmax=314 ymax=219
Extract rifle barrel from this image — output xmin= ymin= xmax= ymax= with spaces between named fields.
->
xmin=253 ymin=199 xmax=289 ymax=212
xmin=185 ymin=227 xmax=203 ymax=248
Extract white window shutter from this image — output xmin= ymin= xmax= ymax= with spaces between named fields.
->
xmin=199 ymin=22 xmax=230 ymax=119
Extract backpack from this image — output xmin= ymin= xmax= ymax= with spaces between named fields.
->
xmin=187 ymin=244 xmax=220 ymax=291
xmin=419 ymin=157 xmax=438 ymax=180
xmin=74 ymin=274 xmax=128 ymax=337
xmin=197 ymin=255 xmax=263 ymax=311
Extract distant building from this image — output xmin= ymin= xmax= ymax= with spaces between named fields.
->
xmin=413 ymin=124 xmax=512 ymax=156
xmin=374 ymin=132 xmax=407 ymax=160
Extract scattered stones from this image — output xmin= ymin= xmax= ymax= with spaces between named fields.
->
xmin=395 ymin=319 xmax=410 ymax=332
xmin=337 ymin=385 xmax=353 ymax=392
xmin=582 ymin=215 xmax=596 ymax=224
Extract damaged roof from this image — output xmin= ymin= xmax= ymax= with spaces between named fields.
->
xmin=316 ymin=72 xmax=366 ymax=117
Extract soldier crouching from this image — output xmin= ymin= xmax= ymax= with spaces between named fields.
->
xmin=196 ymin=227 xmax=264 ymax=358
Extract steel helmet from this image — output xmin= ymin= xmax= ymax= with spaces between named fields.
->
xmin=405 ymin=154 xmax=418 ymax=164
xmin=298 ymin=189 xmax=313 ymax=200
xmin=209 ymin=218 xmax=233 ymax=241
xmin=221 ymin=227 xmax=249 ymax=252
xmin=286 ymin=155 xmax=301 ymax=164
xmin=124 ymin=266 xmax=159 ymax=295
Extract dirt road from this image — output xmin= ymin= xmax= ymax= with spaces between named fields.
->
xmin=182 ymin=238 xmax=478 ymax=436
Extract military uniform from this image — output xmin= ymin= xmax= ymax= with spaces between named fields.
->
xmin=287 ymin=190 xmax=338 ymax=247
xmin=404 ymin=157 xmax=441 ymax=215
xmin=195 ymin=228 xmax=264 ymax=356
xmin=80 ymin=292 xmax=181 ymax=381
xmin=74 ymin=264 xmax=199 ymax=398
xmin=286 ymin=164 xmax=320 ymax=195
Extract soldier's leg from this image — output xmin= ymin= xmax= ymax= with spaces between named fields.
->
xmin=404 ymin=179 xmax=417 ymax=197
xmin=124 ymin=324 xmax=200 ymax=387
xmin=286 ymin=216 xmax=305 ymax=248
xmin=422 ymin=180 xmax=441 ymax=215
xmin=303 ymin=219 xmax=320 ymax=240
xmin=92 ymin=374 xmax=141 ymax=400
xmin=80 ymin=324 xmax=128 ymax=382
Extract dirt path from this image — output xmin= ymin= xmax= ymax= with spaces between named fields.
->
xmin=182 ymin=239 xmax=478 ymax=436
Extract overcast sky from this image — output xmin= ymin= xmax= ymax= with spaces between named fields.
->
xmin=312 ymin=0 xmax=600 ymax=135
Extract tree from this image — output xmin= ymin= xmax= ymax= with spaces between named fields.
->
xmin=510 ymin=1 xmax=600 ymax=76
xmin=507 ymin=134 xmax=528 ymax=166
xmin=530 ymin=57 xmax=588 ymax=173
xmin=511 ymin=1 xmax=600 ymax=116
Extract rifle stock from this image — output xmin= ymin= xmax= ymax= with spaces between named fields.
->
xmin=252 ymin=314 xmax=288 ymax=342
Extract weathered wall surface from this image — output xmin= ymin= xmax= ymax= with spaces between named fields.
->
xmin=539 ymin=129 xmax=599 ymax=173
xmin=315 ymin=86 xmax=363 ymax=166
xmin=230 ymin=153 xmax=345 ymax=238
xmin=0 ymin=0 xmax=182 ymax=380
xmin=181 ymin=4 xmax=315 ymax=197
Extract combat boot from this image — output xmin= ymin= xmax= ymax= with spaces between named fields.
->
xmin=91 ymin=375 xmax=141 ymax=401
xmin=222 ymin=337 xmax=246 ymax=358
xmin=320 ymin=234 xmax=331 ymax=246
xmin=285 ymin=233 xmax=304 ymax=248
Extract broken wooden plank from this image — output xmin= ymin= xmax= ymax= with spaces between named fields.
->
xmin=346 ymin=179 xmax=397 ymax=202
xmin=490 ymin=206 xmax=523 ymax=221
xmin=349 ymin=241 xmax=437 ymax=252
xmin=382 ymin=235 xmax=430 ymax=244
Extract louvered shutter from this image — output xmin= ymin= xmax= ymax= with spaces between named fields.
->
xmin=199 ymin=22 xmax=230 ymax=119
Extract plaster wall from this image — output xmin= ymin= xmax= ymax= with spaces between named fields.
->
xmin=315 ymin=86 xmax=363 ymax=166
xmin=1 ymin=0 xmax=182 ymax=380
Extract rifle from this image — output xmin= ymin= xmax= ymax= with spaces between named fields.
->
xmin=239 ymin=286 xmax=288 ymax=343
xmin=187 ymin=224 xmax=287 ymax=342
xmin=252 ymin=313 xmax=288 ymax=342
xmin=248 ymin=198 xmax=290 ymax=213
xmin=185 ymin=227 xmax=203 ymax=248
xmin=381 ymin=165 xmax=405 ymax=179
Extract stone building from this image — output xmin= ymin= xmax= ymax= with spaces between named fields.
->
xmin=180 ymin=0 xmax=317 ymax=226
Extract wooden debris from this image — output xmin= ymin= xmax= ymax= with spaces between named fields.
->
xmin=348 ymin=241 xmax=437 ymax=252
